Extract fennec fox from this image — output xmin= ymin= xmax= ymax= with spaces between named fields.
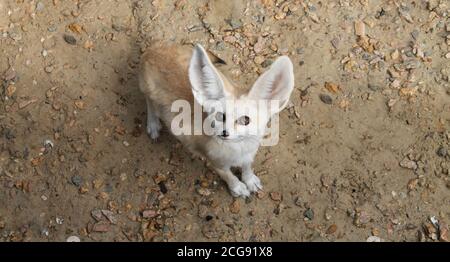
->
xmin=139 ymin=42 xmax=294 ymax=198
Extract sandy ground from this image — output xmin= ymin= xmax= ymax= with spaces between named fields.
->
xmin=0 ymin=0 xmax=449 ymax=242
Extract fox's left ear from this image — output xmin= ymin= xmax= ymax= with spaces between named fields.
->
xmin=189 ymin=44 xmax=227 ymax=111
xmin=248 ymin=56 xmax=294 ymax=115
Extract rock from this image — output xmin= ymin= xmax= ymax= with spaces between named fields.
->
xmin=411 ymin=30 xmax=419 ymax=40
xmin=270 ymin=192 xmax=282 ymax=201
xmin=229 ymin=200 xmax=240 ymax=214
xmin=387 ymin=99 xmax=397 ymax=108
xmin=55 ymin=217 xmax=64 ymax=225
xmin=446 ymin=53 xmax=450 ymax=59
xmin=44 ymin=139 xmax=54 ymax=150
xmin=79 ymin=187 xmax=89 ymax=194
xmin=223 ymin=35 xmax=236 ymax=44
xmin=68 ymin=23 xmax=83 ymax=34
xmin=36 ymin=2 xmax=45 ymax=12
xmin=304 ymin=208 xmax=314 ymax=220
xmin=84 ymin=40 xmax=94 ymax=50
xmin=91 ymin=209 xmax=103 ymax=221
xmin=92 ymin=179 xmax=103 ymax=189
xmin=400 ymin=87 xmax=418 ymax=96
xmin=254 ymin=37 xmax=265 ymax=54
xmin=440 ymin=223 xmax=449 ymax=242
xmin=198 ymin=204 xmax=211 ymax=218
xmin=201 ymin=221 xmax=220 ymax=239
xmin=174 ymin=0 xmax=187 ymax=10
xmin=226 ymin=18 xmax=242 ymax=30
xmin=196 ymin=188 xmax=211 ymax=196
xmin=19 ymin=99 xmax=38 ymax=109
xmin=354 ymin=21 xmax=366 ymax=36
xmin=92 ymin=221 xmax=110 ymax=233
xmin=331 ymin=38 xmax=339 ymax=49
xmin=294 ymin=196 xmax=302 ymax=207
xmin=399 ymin=158 xmax=417 ymax=170
xmin=71 ymin=175 xmax=83 ymax=187
xmin=437 ymin=146 xmax=447 ymax=157
xmin=142 ymin=209 xmax=158 ymax=219
xmin=74 ymin=100 xmax=85 ymax=110
xmin=66 ymin=236 xmax=80 ymax=242
xmin=306 ymin=11 xmax=319 ymax=23
xmin=3 ymin=67 xmax=17 ymax=81
xmin=112 ymin=16 xmax=129 ymax=32
xmin=430 ymin=216 xmax=439 ymax=228
xmin=367 ymin=236 xmax=382 ymax=242
xmin=6 ymin=85 xmax=16 ymax=97
xmin=101 ymin=210 xmax=118 ymax=224
xmin=63 ymin=34 xmax=77 ymax=45
xmin=326 ymin=224 xmax=337 ymax=234
xmin=391 ymin=49 xmax=400 ymax=60
xmin=44 ymin=65 xmax=54 ymax=73
xmin=325 ymin=82 xmax=340 ymax=93
xmin=404 ymin=60 xmax=420 ymax=69
xmin=256 ymin=191 xmax=265 ymax=199
xmin=354 ymin=211 xmax=370 ymax=226
xmin=254 ymin=56 xmax=265 ymax=65
xmin=398 ymin=8 xmax=413 ymax=23
xmin=407 ymin=179 xmax=418 ymax=191
xmin=391 ymin=79 xmax=401 ymax=88
xmin=48 ymin=25 xmax=57 ymax=32
xmin=423 ymin=222 xmax=438 ymax=240
xmin=274 ymin=11 xmax=286 ymax=20
xmin=319 ymin=94 xmax=333 ymax=105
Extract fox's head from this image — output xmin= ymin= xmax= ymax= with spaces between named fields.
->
xmin=188 ymin=44 xmax=294 ymax=143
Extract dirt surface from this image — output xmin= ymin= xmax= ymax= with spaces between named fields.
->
xmin=1 ymin=0 xmax=449 ymax=242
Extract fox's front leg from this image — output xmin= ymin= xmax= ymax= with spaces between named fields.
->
xmin=241 ymin=162 xmax=262 ymax=192
xmin=214 ymin=167 xmax=250 ymax=198
xmin=146 ymin=98 xmax=162 ymax=141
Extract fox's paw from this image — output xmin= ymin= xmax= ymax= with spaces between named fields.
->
xmin=146 ymin=120 xmax=161 ymax=141
xmin=243 ymin=174 xmax=263 ymax=193
xmin=229 ymin=181 xmax=251 ymax=198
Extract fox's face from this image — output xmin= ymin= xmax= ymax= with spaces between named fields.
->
xmin=189 ymin=45 xmax=294 ymax=143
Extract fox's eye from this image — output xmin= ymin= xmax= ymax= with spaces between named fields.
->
xmin=211 ymin=120 xmax=215 ymax=128
xmin=215 ymin=112 xmax=225 ymax=122
xmin=237 ymin=116 xmax=250 ymax=126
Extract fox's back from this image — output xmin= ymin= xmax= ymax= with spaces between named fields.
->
xmin=139 ymin=42 xmax=194 ymax=106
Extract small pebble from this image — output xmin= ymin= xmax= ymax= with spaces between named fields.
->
xmin=367 ymin=236 xmax=383 ymax=242
xmin=142 ymin=209 xmax=158 ymax=219
xmin=64 ymin=34 xmax=77 ymax=45
xmin=437 ymin=146 xmax=447 ymax=157
xmin=229 ymin=200 xmax=240 ymax=214
xmin=270 ymin=192 xmax=282 ymax=201
xmin=196 ymin=188 xmax=211 ymax=196
xmin=304 ymin=208 xmax=314 ymax=220
xmin=66 ymin=236 xmax=81 ymax=242
xmin=399 ymin=158 xmax=417 ymax=170
xmin=44 ymin=66 xmax=54 ymax=73
xmin=326 ymin=224 xmax=337 ymax=234
xmin=71 ymin=175 xmax=83 ymax=187
xmin=319 ymin=94 xmax=333 ymax=105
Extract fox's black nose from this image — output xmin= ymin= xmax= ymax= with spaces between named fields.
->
xmin=221 ymin=130 xmax=229 ymax=138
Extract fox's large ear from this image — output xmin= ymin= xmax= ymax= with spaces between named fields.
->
xmin=248 ymin=56 xmax=294 ymax=115
xmin=189 ymin=44 xmax=226 ymax=109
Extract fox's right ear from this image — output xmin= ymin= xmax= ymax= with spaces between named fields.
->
xmin=189 ymin=45 xmax=226 ymax=109
xmin=248 ymin=56 xmax=294 ymax=115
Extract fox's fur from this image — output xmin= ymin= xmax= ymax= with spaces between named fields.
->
xmin=139 ymin=42 xmax=294 ymax=197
